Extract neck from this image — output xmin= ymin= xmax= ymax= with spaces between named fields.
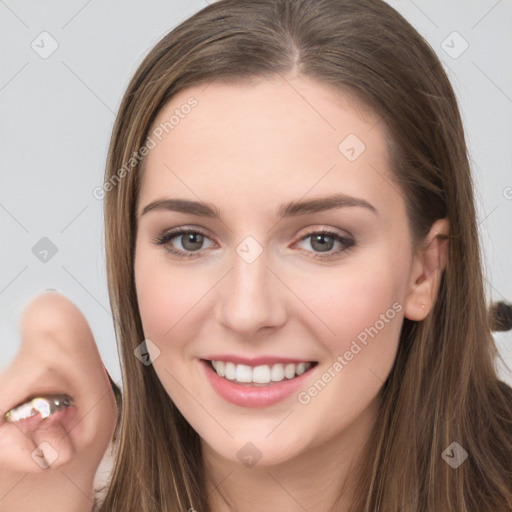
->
xmin=203 ymin=396 xmax=379 ymax=512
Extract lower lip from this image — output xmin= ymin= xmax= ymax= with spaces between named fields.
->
xmin=200 ymin=359 xmax=316 ymax=408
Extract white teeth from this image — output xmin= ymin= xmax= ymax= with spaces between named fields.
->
xmin=270 ymin=363 xmax=284 ymax=382
xmin=235 ymin=364 xmax=252 ymax=383
xmin=284 ymin=363 xmax=296 ymax=379
xmin=216 ymin=361 xmax=225 ymax=377
xmin=225 ymin=362 xmax=236 ymax=380
xmin=253 ymin=365 xmax=271 ymax=384
xmin=210 ymin=360 xmax=314 ymax=384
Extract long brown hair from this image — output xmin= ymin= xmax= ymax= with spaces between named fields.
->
xmin=99 ymin=1 xmax=512 ymax=510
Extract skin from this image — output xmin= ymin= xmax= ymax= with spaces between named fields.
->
xmin=0 ymin=75 xmax=449 ymax=511
xmin=0 ymin=292 xmax=117 ymax=511
xmin=134 ymin=74 xmax=449 ymax=511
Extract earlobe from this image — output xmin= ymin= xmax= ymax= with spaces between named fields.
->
xmin=404 ymin=218 xmax=450 ymax=321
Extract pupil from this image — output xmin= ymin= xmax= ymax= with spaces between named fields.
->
xmin=312 ymin=234 xmax=333 ymax=252
xmin=183 ymin=233 xmax=203 ymax=250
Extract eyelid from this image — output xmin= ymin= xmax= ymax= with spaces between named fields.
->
xmin=295 ymin=225 xmax=353 ymax=240
xmin=156 ymin=225 xmax=213 ymax=240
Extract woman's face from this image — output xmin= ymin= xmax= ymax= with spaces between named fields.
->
xmin=134 ymin=75 xmax=422 ymax=467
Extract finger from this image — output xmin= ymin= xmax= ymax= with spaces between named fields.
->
xmin=0 ymin=291 xmax=118 ymax=507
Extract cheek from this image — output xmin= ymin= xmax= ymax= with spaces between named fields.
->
xmin=291 ymin=262 xmax=404 ymax=427
xmin=134 ymin=246 xmax=178 ymax=341
xmin=291 ymin=256 xmax=405 ymax=349
xmin=134 ymin=247 xmax=209 ymax=419
xmin=134 ymin=246 xmax=212 ymax=350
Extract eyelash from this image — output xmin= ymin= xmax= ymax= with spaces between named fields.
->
xmin=152 ymin=227 xmax=355 ymax=260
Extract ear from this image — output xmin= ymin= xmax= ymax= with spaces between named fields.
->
xmin=403 ymin=218 xmax=450 ymax=321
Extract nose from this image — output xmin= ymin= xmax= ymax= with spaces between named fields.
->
xmin=214 ymin=246 xmax=287 ymax=338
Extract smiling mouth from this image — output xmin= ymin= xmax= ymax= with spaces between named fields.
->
xmin=205 ymin=359 xmax=318 ymax=386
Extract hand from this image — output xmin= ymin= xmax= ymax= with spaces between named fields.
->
xmin=0 ymin=292 xmax=118 ymax=512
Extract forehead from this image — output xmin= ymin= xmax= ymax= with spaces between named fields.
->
xmin=138 ymin=76 xmax=399 ymax=219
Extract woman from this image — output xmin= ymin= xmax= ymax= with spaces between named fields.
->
xmin=2 ymin=0 xmax=512 ymax=511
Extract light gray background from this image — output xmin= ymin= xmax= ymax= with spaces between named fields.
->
xmin=1 ymin=0 xmax=511 ymax=387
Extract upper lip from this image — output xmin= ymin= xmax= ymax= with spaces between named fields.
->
xmin=202 ymin=355 xmax=317 ymax=367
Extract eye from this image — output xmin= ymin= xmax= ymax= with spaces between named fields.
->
xmin=153 ymin=227 xmax=355 ymax=260
xmin=293 ymin=229 xmax=355 ymax=260
xmin=153 ymin=228 xmax=215 ymax=258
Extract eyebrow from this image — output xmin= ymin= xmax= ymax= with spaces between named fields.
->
xmin=139 ymin=193 xmax=378 ymax=220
